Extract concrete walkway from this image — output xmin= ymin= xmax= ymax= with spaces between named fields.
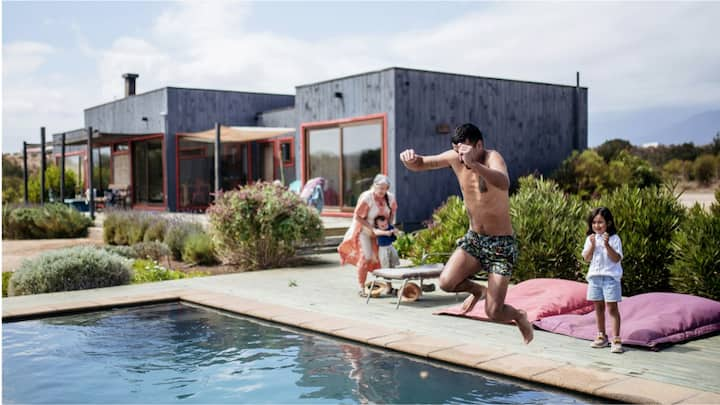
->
xmin=3 ymin=252 xmax=719 ymax=404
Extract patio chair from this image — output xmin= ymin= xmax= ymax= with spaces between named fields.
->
xmin=366 ymin=253 xmax=455 ymax=309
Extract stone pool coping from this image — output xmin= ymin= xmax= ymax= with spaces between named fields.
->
xmin=4 ymin=287 xmax=718 ymax=404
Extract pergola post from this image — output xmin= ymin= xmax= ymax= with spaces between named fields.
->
xmin=60 ymin=133 xmax=66 ymax=202
xmin=87 ymin=126 xmax=95 ymax=220
xmin=22 ymin=141 xmax=29 ymax=204
xmin=214 ymin=122 xmax=221 ymax=197
xmin=40 ymin=127 xmax=46 ymax=204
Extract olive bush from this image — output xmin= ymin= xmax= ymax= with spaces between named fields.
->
xmin=207 ymin=182 xmax=323 ymax=270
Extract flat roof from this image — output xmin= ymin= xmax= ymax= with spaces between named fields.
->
xmin=84 ymin=87 xmax=294 ymax=112
xmin=296 ymin=66 xmax=588 ymax=90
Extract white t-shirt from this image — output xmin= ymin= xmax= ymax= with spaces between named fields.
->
xmin=583 ymin=234 xmax=623 ymax=281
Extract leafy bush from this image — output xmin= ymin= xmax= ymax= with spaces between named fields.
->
xmin=131 ymin=241 xmax=171 ymax=261
xmin=100 ymin=245 xmax=138 ymax=259
xmin=182 ymin=233 xmax=217 ymax=265
xmin=207 ymin=182 xmax=323 ymax=269
xmin=693 ymin=154 xmax=717 ymax=185
xmin=130 ymin=259 xmax=207 ymax=283
xmin=143 ymin=220 xmax=167 ymax=242
xmin=27 ymin=165 xmax=79 ymax=203
xmin=164 ymin=220 xmax=204 ymax=260
xmin=662 ymin=159 xmax=691 ymax=181
xmin=103 ymin=211 xmax=172 ymax=246
xmin=2 ymin=272 xmax=12 ymax=298
xmin=670 ymin=205 xmax=720 ymax=300
xmin=8 ymin=246 xmax=131 ymax=296
xmin=596 ymin=184 xmax=685 ymax=296
xmin=395 ymin=196 xmax=468 ymax=265
xmin=510 ymin=177 xmax=587 ymax=282
xmin=2 ymin=203 xmax=93 ymax=239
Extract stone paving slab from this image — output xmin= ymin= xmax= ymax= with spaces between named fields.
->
xmin=3 ymin=252 xmax=720 ymax=404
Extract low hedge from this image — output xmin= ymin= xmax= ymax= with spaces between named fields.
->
xmin=8 ymin=246 xmax=132 ymax=296
xmin=2 ymin=203 xmax=93 ymax=239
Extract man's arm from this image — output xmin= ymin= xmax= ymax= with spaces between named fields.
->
xmin=400 ymin=149 xmax=455 ymax=172
xmin=465 ymin=151 xmax=510 ymax=190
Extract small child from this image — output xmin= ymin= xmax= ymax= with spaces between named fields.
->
xmin=374 ymin=216 xmax=400 ymax=268
xmin=582 ymin=207 xmax=624 ymax=354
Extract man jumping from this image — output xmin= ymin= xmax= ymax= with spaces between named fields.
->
xmin=400 ymin=123 xmax=533 ymax=344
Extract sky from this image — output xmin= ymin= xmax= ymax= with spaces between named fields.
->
xmin=2 ymin=1 xmax=720 ymax=153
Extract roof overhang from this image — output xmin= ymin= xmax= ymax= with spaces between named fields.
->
xmin=179 ymin=126 xmax=295 ymax=143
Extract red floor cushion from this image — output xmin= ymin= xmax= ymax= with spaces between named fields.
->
xmin=533 ymin=292 xmax=720 ymax=349
xmin=436 ymin=278 xmax=594 ymax=322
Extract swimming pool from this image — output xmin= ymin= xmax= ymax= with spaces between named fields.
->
xmin=3 ymin=302 xmax=591 ymax=404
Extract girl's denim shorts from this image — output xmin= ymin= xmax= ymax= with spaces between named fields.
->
xmin=587 ymin=275 xmax=622 ymax=302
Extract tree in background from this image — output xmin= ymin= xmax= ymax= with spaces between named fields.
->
xmin=693 ymin=154 xmax=718 ymax=186
xmin=27 ymin=165 xmax=79 ymax=203
xmin=596 ymin=138 xmax=632 ymax=163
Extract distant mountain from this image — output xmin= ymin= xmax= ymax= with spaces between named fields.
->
xmin=590 ymin=107 xmax=720 ymax=147
xmin=650 ymin=110 xmax=720 ymax=146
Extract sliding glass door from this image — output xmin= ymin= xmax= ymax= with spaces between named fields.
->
xmin=305 ymin=119 xmax=383 ymax=210
xmin=132 ymin=139 xmax=164 ymax=205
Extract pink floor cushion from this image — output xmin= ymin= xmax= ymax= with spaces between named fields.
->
xmin=436 ymin=278 xmax=594 ymax=322
xmin=533 ymin=292 xmax=720 ymax=349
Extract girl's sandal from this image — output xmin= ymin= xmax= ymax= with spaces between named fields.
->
xmin=358 ymin=290 xmax=368 ymax=298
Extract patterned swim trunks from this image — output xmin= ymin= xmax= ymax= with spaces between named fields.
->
xmin=456 ymin=230 xmax=518 ymax=278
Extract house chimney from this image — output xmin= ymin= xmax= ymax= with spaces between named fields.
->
xmin=122 ymin=73 xmax=139 ymax=97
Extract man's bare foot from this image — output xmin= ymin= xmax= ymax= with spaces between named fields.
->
xmin=516 ymin=310 xmax=534 ymax=344
xmin=460 ymin=286 xmax=486 ymax=314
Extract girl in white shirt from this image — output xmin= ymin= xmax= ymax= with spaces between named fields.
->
xmin=582 ymin=207 xmax=624 ymax=353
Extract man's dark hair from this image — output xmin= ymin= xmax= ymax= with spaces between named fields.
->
xmin=452 ymin=123 xmax=484 ymax=145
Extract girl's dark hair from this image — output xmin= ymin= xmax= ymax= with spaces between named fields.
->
xmin=586 ymin=207 xmax=617 ymax=236
xmin=451 ymin=123 xmax=484 ymax=145
xmin=374 ymin=216 xmax=387 ymax=227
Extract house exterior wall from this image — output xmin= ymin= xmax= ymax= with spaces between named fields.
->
xmin=84 ymin=88 xmax=294 ymax=211
xmin=165 ymin=88 xmax=294 ymax=210
xmin=258 ymin=107 xmax=298 ymax=183
xmin=294 ymin=69 xmax=396 ymax=191
xmin=393 ymin=68 xmax=588 ymax=226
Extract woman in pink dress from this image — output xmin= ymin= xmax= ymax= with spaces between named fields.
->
xmin=338 ymin=174 xmax=398 ymax=297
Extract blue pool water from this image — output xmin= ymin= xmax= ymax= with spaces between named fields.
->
xmin=3 ymin=303 xmax=591 ymax=404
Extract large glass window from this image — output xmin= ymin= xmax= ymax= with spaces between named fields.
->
xmin=132 ymin=139 xmax=164 ymax=205
xmin=305 ymin=120 xmax=382 ymax=209
xmin=63 ymin=155 xmax=83 ymax=197
xmin=92 ymin=146 xmax=111 ymax=193
xmin=177 ymin=139 xmax=249 ymax=210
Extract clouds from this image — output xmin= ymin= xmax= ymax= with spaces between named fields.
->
xmin=3 ymin=41 xmax=55 ymax=77
xmin=3 ymin=1 xmax=720 ymax=152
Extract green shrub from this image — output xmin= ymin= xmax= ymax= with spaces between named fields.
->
xmin=8 ymin=246 xmax=131 ymax=296
xmin=596 ymin=184 xmax=685 ymax=296
xmin=143 ymin=220 xmax=167 ymax=242
xmin=395 ymin=195 xmax=468 ymax=265
xmin=670 ymin=205 xmax=720 ymax=300
xmin=207 ymin=182 xmax=323 ymax=269
xmin=510 ymin=176 xmax=587 ymax=282
xmin=100 ymin=245 xmax=138 ymax=259
xmin=130 ymin=259 xmax=208 ymax=283
xmin=182 ymin=233 xmax=217 ymax=265
xmin=693 ymin=154 xmax=717 ymax=185
xmin=103 ymin=211 xmax=169 ymax=246
xmin=164 ymin=220 xmax=204 ymax=260
xmin=2 ymin=272 xmax=12 ymax=298
xmin=131 ymin=241 xmax=171 ymax=261
xmin=27 ymin=165 xmax=79 ymax=203
xmin=2 ymin=203 xmax=93 ymax=239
